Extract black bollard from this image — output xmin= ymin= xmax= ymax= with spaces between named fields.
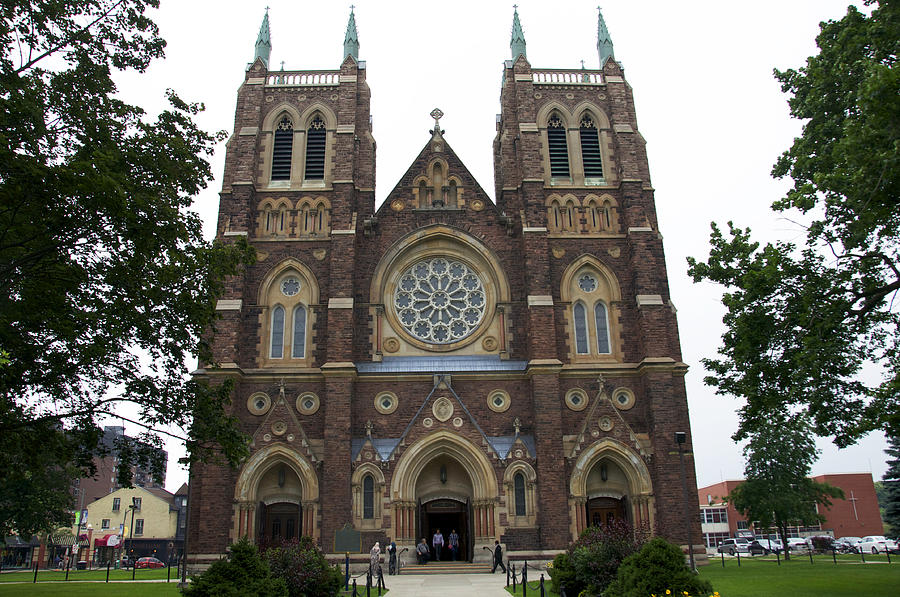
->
xmin=366 ymin=570 xmax=371 ymax=597
xmin=352 ymin=578 xmax=358 ymax=597
xmin=106 ymin=558 xmax=111 ymax=582
xmin=808 ymin=548 xmax=814 ymax=565
xmin=541 ymin=573 xmax=546 ymax=597
xmin=506 ymin=563 xmax=510 ymax=586
xmin=832 ymin=548 xmax=837 ymax=565
xmin=736 ymin=550 xmax=741 ymax=567
xmin=775 ymin=550 xmax=780 ymax=566
xmin=512 ymin=563 xmax=516 ymax=592
xmin=33 ymin=563 xmax=38 ymax=583
xmin=887 ymin=549 xmax=892 ymax=564
xmin=345 ymin=553 xmax=350 ymax=589
xmin=720 ymin=551 xmax=725 ymax=568
xmin=65 ymin=553 xmax=71 ymax=581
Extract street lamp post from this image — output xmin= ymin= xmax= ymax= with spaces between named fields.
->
xmin=129 ymin=497 xmax=138 ymax=580
xmin=675 ymin=432 xmax=697 ymax=572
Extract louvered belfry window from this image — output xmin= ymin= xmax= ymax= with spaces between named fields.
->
xmin=305 ymin=115 xmax=326 ymax=180
xmin=271 ymin=116 xmax=293 ymax=180
xmin=580 ymin=114 xmax=604 ymax=178
xmin=547 ymin=114 xmax=570 ymax=178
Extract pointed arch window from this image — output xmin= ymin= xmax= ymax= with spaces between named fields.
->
xmin=363 ymin=475 xmax=375 ymax=519
xmin=594 ymin=302 xmax=610 ymax=353
xmin=514 ymin=472 xmax=527 ymax=516
xmin=305 ymin=115 xmax=326 ymax=180
xmin=292 ymin=305 xmax=307 ymax=358
xmin=573 ymin=302 xmax=589 ymax=354
xmin=271 ymin=306 xmax=285 ymax=358
xmin=271 ymin=116 xmax=293 ymax=180
xmin=547 ymin=113 xmax=570 ymax=178
xmin=580 ymin=114 xmax=603 ymax=178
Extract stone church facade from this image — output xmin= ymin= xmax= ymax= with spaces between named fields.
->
xmin=187 ymin=8 xmax=705 ymax=566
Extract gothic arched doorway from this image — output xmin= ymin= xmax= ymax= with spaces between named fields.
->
xmin=391 ymin=431 xmax=499 ymax=563
xmin=415 ymin=456 xmax=472 ymax=561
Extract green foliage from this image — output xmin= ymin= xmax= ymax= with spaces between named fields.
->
xmin=182 ymin=538 xmax=287 ymax=597
xmin=547 ymin=552 xmax=576 ymax=595
xmin=0 ymin=0 xmax=254 ymax=533
xmin=687 ymin=0 xmax=900 ymax=448
xmin=604 ymin=537 xmax=714 ymax=597
xmin=882 ymin=435 xmax=900 ymax=536
xmin=263 ymin=537 xmax=343 ymax=597
xmin=727 ymin=412 xmax=843 ymax=560
xmin=560 ymin=521 xmax=647 ymax=596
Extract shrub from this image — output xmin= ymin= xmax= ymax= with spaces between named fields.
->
xmin=547 ymin=552 xmax=576 ymax=595
xmin=182 ymin=537 xmax=287 ymax=597
xmin=564 ymin=521 xmax=648 ymax=596
xmin=604 ymin=537 xmax=714 ymax=597
xmin=263 ymin=536 xmax=343 ymax=597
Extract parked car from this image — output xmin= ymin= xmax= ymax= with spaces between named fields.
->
xmin=857 ymin=536 xmax=899 ymax=554
xmin=750 ymin=538 xmax=783 ymax=554
xmin=835 ymin=536 xmax=862 ymax=553
xmin=786 ymin=538 xmax=809 ymax=552
xmin=717 ymin=537 xmax=751 ymax=555
xmin=135 ymin=557 xmax=165 ymax=569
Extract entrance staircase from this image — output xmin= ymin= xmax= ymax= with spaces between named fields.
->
xmin=400 ymin=561 xmax=493 ymax=575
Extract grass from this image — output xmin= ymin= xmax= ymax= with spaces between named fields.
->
xmin=0 ymin=567 xmax=174 ymax=583
xmin=504 ymin=554 xmax=900 ymax=596
xmin=0 ymin=582 xmax=181 ymax=596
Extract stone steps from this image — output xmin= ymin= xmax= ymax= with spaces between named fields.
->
xmin=399 ymin=561 xmax=494 ymax=575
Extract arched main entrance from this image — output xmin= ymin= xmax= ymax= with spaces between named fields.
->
xmin=233 ymin=444 xmax=320 ymax=545
xmin=391 ymin=431 xmax=498 ymax=563
xmin=569 ymin=439 xmax=654 ymax=538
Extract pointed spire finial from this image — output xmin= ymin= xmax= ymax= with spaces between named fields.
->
xmin=510 ymin=6 xmax=527 ymax=61
xmin=253 ymin=8 xmax=272 ymax=68
xmin=597 ymin=6 xmax=615 ymax=67
xmin=344 ymin=6 xmax=360 ymax=62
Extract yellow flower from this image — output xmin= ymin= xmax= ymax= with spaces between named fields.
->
xmin=666 ymin=591 xmax=671 ymax=595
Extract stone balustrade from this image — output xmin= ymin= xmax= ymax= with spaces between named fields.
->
xmin=531 ymin=69 xmax=604 ymax=85
xmin=265 ymin=71 xmax=341 ymax=87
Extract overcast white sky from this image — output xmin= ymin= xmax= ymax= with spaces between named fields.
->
xmin=113 ymin=0 xmax=889 ymax=493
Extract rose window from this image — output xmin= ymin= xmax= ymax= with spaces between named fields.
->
xmin=394 ymin=257 xmax=486 ymax=344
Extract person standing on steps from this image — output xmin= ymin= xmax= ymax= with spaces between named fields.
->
xmin=492 ymin=540 xmax=507 ymax=573
xmin=416 ymin=538 xmax=429 ymax=564
xmin=369 ymin=541 xmax=382 ymax=581
xmin=432 ymin=528 xmax=444 ymax=561
xmin=387 ymin=540 xmax=397 ymax=575
xmin=448 ymin=529 xmax=460 ymax=561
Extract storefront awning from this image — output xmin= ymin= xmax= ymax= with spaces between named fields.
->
xmin=93 ymin=533 xmax=120 ymax=547
xmin=50 ymin=534 xmax=76 ymax=546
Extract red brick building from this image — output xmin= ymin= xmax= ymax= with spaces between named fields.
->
xmin=698 ymin=473 xmax=884 ymax=547
xmin=187 ymin=8 xmax=704 ymax=567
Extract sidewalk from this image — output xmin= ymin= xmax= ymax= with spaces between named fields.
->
xmin=367 ymin=573 xmax=513 ymax=597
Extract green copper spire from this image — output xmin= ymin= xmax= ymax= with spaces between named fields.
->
xmin=253 ymin=8 xmax=271 ymax=67
xmin=510 ymin=6 xmax=526 ymax=61
xmin=597 ymin=6 xmax=615 ymax=67
xmin=343 ymin=7 xmax=359 ymax=62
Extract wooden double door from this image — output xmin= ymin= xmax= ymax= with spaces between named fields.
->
xmin=417 ymin=498 xmax=473 ymax=561
xmin=587 ymin=496 xmax=627 ymax=528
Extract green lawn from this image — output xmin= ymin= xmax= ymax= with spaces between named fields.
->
xmin=505 ymin=555 xmax=900 ymax=596
xmin=0 ymin=568 xmax=174 ymax=583
xmin=0 ymin=582 xmax=181 ymax=596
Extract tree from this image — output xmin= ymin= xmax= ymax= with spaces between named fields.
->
xmin=687 ymin=1 xmax=899 ymax=446
xmin=882 ymin=435 xmax=900 ymax=536
xmin=727 ymin=413 xmax=843 ymax=560
xmin=0 ymin=0 xmax=254 ymax=536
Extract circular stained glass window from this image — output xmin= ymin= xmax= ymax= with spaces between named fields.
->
xmin=393 ymin=257 xmax=486 ymax=344
xmin=578 ymin=274 xmax=597 ymax=293
xmin=281 ymin=277 xmax=301 ymax=296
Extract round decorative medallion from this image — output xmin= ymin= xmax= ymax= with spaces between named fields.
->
xmin=471 ymin=199 xmax=485 ymax=212
xmin=534 ymin=92 xmax=542 ymax=99
xmin=330 ymin=93 xmax=338 ymax=100
xmin=612 ymin=388 xmax=635 ymax=411
xmin=296 ymin=392 xmax=320 ymax=415
xmin=482 ymin=336 xmax=498 ymax=351
xmin=382 ymin=337 xmax=400 ymax=353
xmin=452 ymin=417 xmax=463 ymax=428
xmin=272 ymin=421 xmax=287 ymax=436
xmin=607 ymin=247 xmax=621 ymax=258
xmin=565 ymin=388 xmax=589 ymax=412
xmin=287 ymin=433 xmax=295 ymax=442
xmin=597 ymin=93 xmax=606 ymax=100
xmin=281 ymin=276 xmax=301 ymax=296
xmin=393 ymin=257 xmax=486 ymax=345
xmin=313 ymin=248 xmax=327 ymax=261
xmin=487 ymin=389 xmax=511 ymax=413
xmin=248 ymin=392 xmax=271 ymax=416
xmin=423 ymin=417 xmax=434 ymax=428
xmin=432 ymin=396 xmax=454 ymax=422
xmin=578 ymin=274 xmax=598 ymax=293
xmin=599 ymin=416 xmax=613 ymax=432
xmin=374 ymin=391 xmax=399 ymax=415
xmin=591 ymin=429 xmax=600 ymax=438
xmin=297 ymin=94 xmax=307 ymax=102
xmin=263 ymin=433 xmax=272 ymax=442
xmin=390 ymin=199 xmax=405 ymax=212
xmin=552 ymin=247 xmax=566 ymax=259
xmin=566 ymin=93 xmax=575 ymax=99
xmin=265 ymin=95 xmax=274 ymax=103
xmin=514 ymin=449 xmax=523 ymax=459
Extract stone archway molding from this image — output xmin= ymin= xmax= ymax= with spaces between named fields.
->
xmin=235 ymin=443 xmax=320 ymax=503
xmin=569 ymin=437 xmax=652 ymax=498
